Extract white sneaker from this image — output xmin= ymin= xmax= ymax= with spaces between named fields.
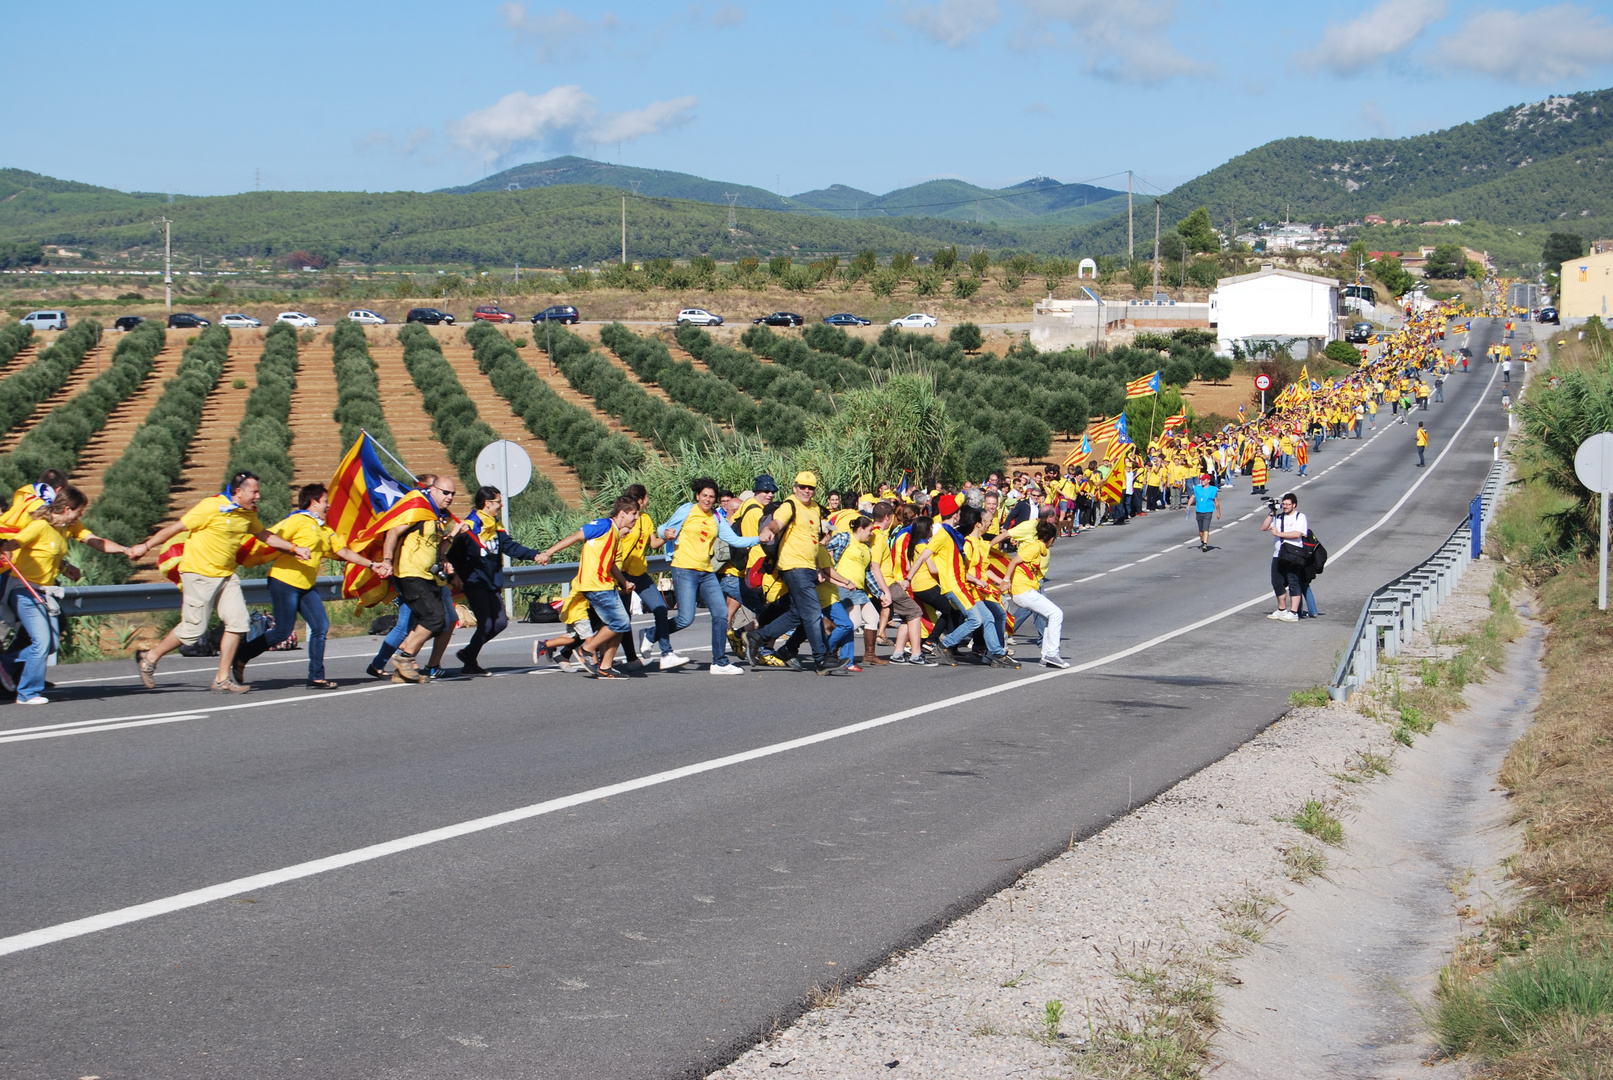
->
xmin=1279 ymin=610 xmax=1300 ymax=622
xmin=659 ymin=652 xmax=691 ymax=671
xmin=19 ymin=695 xmax=48 ymax=704
xmin=1041 ymin=656 xmax=1070 ymax=668
xmin=557 ymin=660 xmax=581 ymax=672
xmin=709 ymin=661 xmax=744 ymax=675
xmin=1266 ymin=610 xmax=1287 ymax=620
xmin=640 ymin=630 xmax=658 ymax=655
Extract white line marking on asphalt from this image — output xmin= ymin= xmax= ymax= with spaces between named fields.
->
xmin=0 ymin=375 xmax=1504 ymax=956
xmin=1138 ymin=553 xmax=1162 ymax=562
xmin=1108 ymin=563 xmax=1135 ymax=572
xmin=1074 ymin=574 xmax=1103 ymax=583
xmin=0 ymin=715 xmax=211 ymax=745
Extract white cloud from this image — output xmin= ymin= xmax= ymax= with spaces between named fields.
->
xmin=499 ymin=2 xmax=622 ymax=62
xmin=1439 ymin=5 xmax=1613 ymax=83
xmin=1295 ymin=0 xmax=1446 ymax=75
xmin=448 ymin=87 xmax=699 ymax=164
xmin=896 ymin=0 xmax=1002 ymax=47
xmin=1008 ymin=0 xmax=1212 ymax=83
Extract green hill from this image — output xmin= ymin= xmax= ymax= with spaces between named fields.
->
xmin=439 ymin=155 xmax=791 ymax=209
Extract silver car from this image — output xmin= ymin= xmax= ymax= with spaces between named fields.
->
xmin=219 ymin=313 xmax=262 ymax=329
xmin=347 ymin=309 xmax=387 ymax=325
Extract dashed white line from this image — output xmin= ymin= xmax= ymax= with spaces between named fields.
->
xmin=1137 ymin=553 xmax=1162 ymax=562
xmin=1108 ymin=563 xmax=1135 ymax=572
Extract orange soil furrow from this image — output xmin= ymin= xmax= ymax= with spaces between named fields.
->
xmin=0 ymin=343 xmax=38 ymax=380
xmin=661 ymin=338 xmax=713 ymax=372
xmin=74 ymin=338 xmax=189 ymax=502
xmin=436 ymin=339 xmax=586 ymax=505
xmin=285 ymin=339 xmax=346 ymax=489
xmin=365 ymin=341 xmax=455 ymax=481
xmin=0 ymin=339 xmax=110 ymax=453
xmin=163 ymin=336 xmax=256 ymax=509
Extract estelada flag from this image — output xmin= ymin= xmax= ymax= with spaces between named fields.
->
xmin=1087 ymin=413 xmax=1121 ymax=443
xmin=1162 ymin=407 xmax=1188 ymax=430
xmin=1125 ymin=370 xmax=1160 ymax=398
xmin=1099 ymin=463 xmax=1125 ymax=503
xmin=327 ymin=433 xmax=440 ymax=608
xmin=1060 ymin=432 xmax=1094 ymax=468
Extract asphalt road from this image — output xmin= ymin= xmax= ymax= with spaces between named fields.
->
xmin=0 ymin=323 xmax=1515 ymax=1079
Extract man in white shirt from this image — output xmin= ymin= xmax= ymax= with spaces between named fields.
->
xmin=1260 ymin=491 xmax=1309 ymax=622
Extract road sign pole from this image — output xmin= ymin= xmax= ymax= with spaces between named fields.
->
xmin=1603 ymin=436 xmax=1610 ymax=611
xmin=501 ymin=440 xmax=514 ymax=618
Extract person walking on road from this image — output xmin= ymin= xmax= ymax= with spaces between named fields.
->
xmin=379 ymin=475 xmax=466 ymax=684
xmin=749 ymin=472 xmax=836 ymax=673
xmin=535 ymin=496 xmax=642 ymax=678
xmin=1190 ymin=472 xmax=1221 ymax=551
xmin=1415 ymin=422 xmax=1429 ymax=467
xmin=135 ymin=472 xmax=311 ymax=694
xmin=449 ymin=485 xmax=543 ymax=675
xmin=1502 ymin=357 xmax=1512 ymax=385
xmin=1003 ymin=519 xmax=1066 ymax=668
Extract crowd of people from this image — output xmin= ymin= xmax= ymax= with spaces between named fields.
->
xmin=0 ymin=301 xmax=1480 ymax=697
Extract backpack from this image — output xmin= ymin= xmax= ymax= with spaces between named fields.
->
xmin=1303 ymin=529 xmax=1328 ymax=575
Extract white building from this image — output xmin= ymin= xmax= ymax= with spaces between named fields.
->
xmin=1209 ymin=265 xmax=1342 ymax=359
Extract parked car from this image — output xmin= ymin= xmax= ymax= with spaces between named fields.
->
xmin=406 ymin=307 xmax=455 ymax=325
xmin=18 ymin=310 xmax=68 ymax=331
xmin=113 ymin=315 xmax=145 ymax=332
xmin=530 ymin=305 xmax=580 ymax=325
xmin=276 ymin=311 xmax=317 ymax=328
xmin=473 ymin=305 xmax=517 ymax=324
xmin=823 ymin=313 xmax=871 ymax=326
xmin=1536 ymin=306 xmax=1559 ymax=324
xmin=1344 ymin=321 xmax=1372 ymax=344
xmin=888 ymin=313 xmax=938 ymax=329
xmin=167 ymin=312 xmax=210 ymax=329
xmin=752 ymin=311 xmax=804 ymax=327
xmin=220 ymin=313 xmax=262 ymax=329
xmin=346 ymin=309 xmax=387 ymax=325
xmin=676 ymin=308 xmax=723 ymax=326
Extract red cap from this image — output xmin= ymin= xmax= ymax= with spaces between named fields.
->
xmin=937 ymin=494 xmax=959 ymax=517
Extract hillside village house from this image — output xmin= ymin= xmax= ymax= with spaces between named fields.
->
xmin=1560 ymin=249 xmax=1613 ymax=322
xmin=1209 ymin=265 xmax=1342 ymax=359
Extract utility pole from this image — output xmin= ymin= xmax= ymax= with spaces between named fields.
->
xmin=1151 ymin=199 xmax=1161 ymax=298
xmin=621 ymin=194 xmax=627 ymax=265
xmin=1127 ymin=171 xmax=1134 ymax=260
xmin=159 ymin=216 xmax=172 ymax=311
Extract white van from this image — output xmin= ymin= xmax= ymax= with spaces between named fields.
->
xmin=19 ymin=310 xmax=67 ymax=331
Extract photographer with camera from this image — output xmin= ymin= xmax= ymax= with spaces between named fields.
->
xmin=1260 ymin=491 xmax=1308 ymax=623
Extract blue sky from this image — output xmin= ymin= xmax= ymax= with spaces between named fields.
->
xmin=11 ymin=0 xmax=1613 ymax=199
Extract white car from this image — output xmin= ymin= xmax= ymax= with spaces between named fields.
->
xmin=675 ymin=308 xmax=723 ymax=326
xmin=889 ymin=313 xmax=939 ymax=329
xmin=347 ymin=309 xmax=387 ymax=325
xmin=219 ymin=313 xmax=261 ymax=329
xmin=276 ymin=311 xmax=318 ymax=328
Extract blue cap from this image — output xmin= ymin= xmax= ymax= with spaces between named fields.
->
xmin=753 ymin=473 xmax=778 ymax=493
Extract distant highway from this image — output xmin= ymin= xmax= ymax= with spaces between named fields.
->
xmin=0 ymin=323 xmax=1512 ymax=1079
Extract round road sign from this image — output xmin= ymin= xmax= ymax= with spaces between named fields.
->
xmin=1254 ymin=374 xmax=1272 ymax=391
xmin=1573 ymin=432 xmax=1613 ymax=494
xmin=475 ymin=439 xmax=533 ymax=497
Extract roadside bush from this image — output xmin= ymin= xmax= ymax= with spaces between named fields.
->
xmin=465 ymin=321 xmax=644 ymax=490
xmin=0 ymin=322 xmax=165 ymax=499
xmin=224 ymin=323 xmax=299 ymax=524
xmin=331 ymin=319 xmax=396 ymax=454
xmin=0 ymin=323 xmax=32 ymax=369
xmin=600 ymin=323 xmax=811 ymax=447
xmin=964 ymin=435 xmax=1006 ymax=480
xmin=1323 ymin=339 xmax=1363 ymax=366
xmin=949 ymin=323 xmax=984 ymax=353
xmin=87 ymin=325 xmax=231 ymax=580
xmin=0 ymin=320 xmax=101 ymax=437
xmin=540 ymin=324 xmax=720 ymax=454
xmin=953 ymin=276 xmax=981 ymax=299
xmin=398 ymin=323 xmax=501 ymax=492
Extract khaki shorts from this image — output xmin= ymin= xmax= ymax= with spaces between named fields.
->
xmin=177 ymin=572 xmax=249 ymax=643
xmin=885 ymin=582 xmax=923 ymax=621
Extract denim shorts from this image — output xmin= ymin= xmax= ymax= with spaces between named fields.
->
xmin=584 ymin=589 xmax=632 ymax=634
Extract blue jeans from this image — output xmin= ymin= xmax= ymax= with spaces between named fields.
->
xmin=826 ymin=602 xmax=856 ymax=664
xmin=626 ymin=571 xmax=671 ymax=655
xmin=585 ymin=589 xmax=633 ymax=634
xmin=268 ymin=578 xmax=329 ymax=680
xmin=940 ymin=594 xmax=1004 ymax=656
xmin=670 ymin=567 xmax=728 ymax=663
xmin=758 ymin=566 xmax=828 ymax=663
xmin=3 ymin=590 xmax=56 ymax=700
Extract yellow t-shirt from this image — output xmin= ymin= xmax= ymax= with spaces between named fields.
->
xmin=177 ymin=495 xmax=264 ymax=578
xmin=734 ymin=498 xmax=768 ymax=574
xmin=396 ymin=516 xmax=445 ymax=581
xmin=1416 ymin=428 xmax=1429 ymax=447
xmin=836 ymin=538 xmax=871 ymax=594
xmin=772 ymin=497 xmax=821 ymax=572
xmin=926 ymin=526 xmax=970 ymax=607
xmin=906 ymin=532 xmax=937 ymax=593
xmin=814 ymin=545 xmax=838 ymax=607
xmin=268 ymin=512 xmax=341 ymax=591
xmin=8 ymin=517 xmax=70 ymax=586
xmin=670 ymin=505 xmax=720 ymax=572
xmin=0 ymin=488 xmax=88 ymax=542
xmin=870 ymin=525 xmax=895 ymax=581
xmin=576 ymin=519 xmax=621 ymax=592
xmin=1010 ymin=538 xmax=1049 ymax=596
xmin=617 ymin=512 xmax=656 ymax=577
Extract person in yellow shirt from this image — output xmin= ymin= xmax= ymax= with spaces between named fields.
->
xmin=135 ymin=471 xmax=310 ymax=694
xmin=536 ymin=495 xmax=641 ymax=678
xmin=0 ymin=485 xmax=137 ymax=703
xmin=829 ymin=516 xmax=886 ymax=671
xmin=233 ymin=482 xmax=381 ymax=689
xmin=750 ymin=471 xmax=839 ymax=673
xmin=611 ymin=482 xmax=669 ymax=668
xmin=1415 ymin=421 xmax=1429 ymax=467
xmin=0 ymin=468 xmax=70 ymax=534
xmin=657 ymin=478 xmax=762 ymax=674
xmin=1003 ymin=519 xmax=1065 ymax=668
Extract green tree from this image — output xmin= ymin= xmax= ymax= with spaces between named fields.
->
xmin=1196 ymin=353 xmax=1234 ymax=383
xmin=1374 ymin=255 xmax=1415 ymax=296
xmin=1045 ymin=390 xmax=1089 ymax=438
xmin=949 ymin=322 xmax=984 ymax=353
xmin=967 ymin=250 xmax=991 ymax=277
xmin=953 ymin=276 xmax=981 ymax=299
xmin=964 ymin=434 xmax=1007 ymax=480
xmin=1542 ymin=232 xmax=1587 ymax=279
xmin=768 ymin=255 xmax=792 ymax=278
xmin=1007 ymin=414 xmax=1052 ymax=461
xmin=1423 ymin=243 xmax=1466 ymax=279
xmin=932 ymin=246 xmax=958 ymax=273
xmin=1129 ymin=259 xmax=1155 ymax=292
xmin=890 ymin=251 xmax=915 ymax=276
xmin=1324 ymin=339 xmax=1363 ymax=365
xmin=1176 ymin=207 xmax=1220 ymax=254
xmin=849 ymin=250 xmax=877 ymax=280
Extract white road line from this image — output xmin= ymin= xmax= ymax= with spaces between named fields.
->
xmin=1074 ymin=574 xmax=1103 ymax=583
xmin=1137 ymin=553 xmax=1162 ymax=562
xmin=1108 ymin=563 xmax=1135 ymax=572
xmin=0 ymin=376 xmax=1505 ymax=958
xmin=0 ymin=715 xmax=211 ymax=745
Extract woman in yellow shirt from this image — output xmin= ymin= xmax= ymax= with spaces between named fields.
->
xmin=1003 ymin=519 xmax=1066 ymax=667
xmin=0 ymin=485 xmax=138 ymax=704
xmin=234 ymin=483 xmax=381 ymax=689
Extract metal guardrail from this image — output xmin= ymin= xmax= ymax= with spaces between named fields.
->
xmin=57 ymin=556 xmax=672 ymax=617
xmin=1327 ymin=460 xmax=1508 ymax=700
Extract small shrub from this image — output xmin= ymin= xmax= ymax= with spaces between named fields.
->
xmin=231 ymin=377 xmax=247 ymax=389
xmin=1290 ymin=798 xmax=1343 ymax=845
xmin=953 ymin=275 xmax=981 ymax=299
xmin=1289 ymin=685 xmax=1329 ymax=707
xmin=949 ymin=322 xmax=984 ymax=353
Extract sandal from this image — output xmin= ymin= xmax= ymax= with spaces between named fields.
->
xmin=306 ymin=679 xmax=339 ymax=690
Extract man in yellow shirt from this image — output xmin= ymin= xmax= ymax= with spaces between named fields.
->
xmin=135 ymin=471 xmax=310 ymax=694
xmin=536 ymin=494 xmax=641 ymax=678
xmin=1415 ymin=421 xmax=1429 ymax=467
xmin=233 ymin=482 xmax=381 ymax=689
xmin=379 ymin=474 xmax=466 ymax=684
xmin=0 ymin=485 xmax=137 ymax=703
xmin=750 ymin=471 xmax=840 ymax=673
xmin=616 ymin=482 xmax=671 ymax=667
